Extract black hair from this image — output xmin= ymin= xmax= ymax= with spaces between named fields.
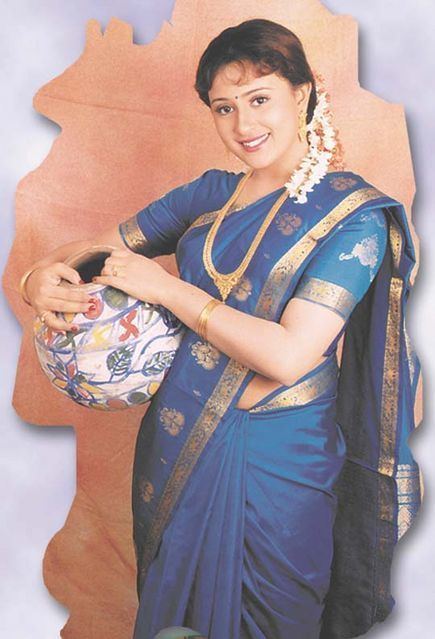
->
xmin=194 ymin=18 xmax=317 ymax=122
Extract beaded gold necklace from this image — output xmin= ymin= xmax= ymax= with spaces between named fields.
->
xmin=202 ymin=169 xmax=289 ymax=301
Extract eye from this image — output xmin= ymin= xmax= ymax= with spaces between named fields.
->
xmin=213 ymin=95 xmax=269 ymax=115
xmin=251 ymin=95 xmax=269 ymax=106
xmin=214 ymin=104 xmax=234 ymax=116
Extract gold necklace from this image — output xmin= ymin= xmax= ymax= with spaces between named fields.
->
xmin=203 ymin=169 xmax=289 ymax=301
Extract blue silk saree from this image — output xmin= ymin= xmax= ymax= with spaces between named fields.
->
xmin=119 ymin=169 xmax=422 ymax=639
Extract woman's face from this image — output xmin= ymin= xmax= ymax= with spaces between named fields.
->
xmin=208 ymin=61 xmax=311 ymax=180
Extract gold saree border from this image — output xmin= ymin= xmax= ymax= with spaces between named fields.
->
xmin=396 ymin=462 xmax=421 ymax=540
xmin=375 ymin=214 xmax=423 ymax=608
xmin=403 ymin=320 xmax=417 ymax=387
xmin=374 ymin=217 xmax=407 ymax=616
xmin=293 ymin=276 xmax=357 ymax=320
xmin=140 ymin=186 xmax=387 ymax=578
xmin=249 ymin=355 xmax=339 ymax=413
xmin=378 ymin=222 xmax=402 ymax=477
xmin=119 ymin=215 xmax=150 ymax=253
xmin=140 ymin=359 xmax=248 ymax=577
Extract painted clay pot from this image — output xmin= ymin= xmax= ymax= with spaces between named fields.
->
xmin=33 ymin=245 xmax=185 ymax=411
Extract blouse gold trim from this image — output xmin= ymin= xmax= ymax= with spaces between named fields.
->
xmin=119 ymin=215 xmax=150 ymax=253
xmin=293 ymin=275 xmax=357 ymax=320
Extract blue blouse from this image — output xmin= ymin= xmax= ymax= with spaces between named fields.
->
xmin=292 ymin=208 xmax=388 ymax=320
xmin=119 ymin=169 xmax=388 ymax=356
xmin=119 ymin=170 xmax=222 ymax=257
xmin=292 ymin=207 xmax=388 ymax=356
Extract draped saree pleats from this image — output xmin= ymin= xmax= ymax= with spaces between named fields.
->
xmin=133 ymin=357 xmax=346 ymax=639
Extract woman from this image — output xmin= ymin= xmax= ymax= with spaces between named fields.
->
xmin=20 ymin=19 xmax=421 ymax=639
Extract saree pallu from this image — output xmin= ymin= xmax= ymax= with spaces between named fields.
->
xmin=320 ymin=200 xmax=422 ymax=638
xmin=121 ymin=170 xmax=422 ymax=639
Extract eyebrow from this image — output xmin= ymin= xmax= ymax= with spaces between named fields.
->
xmin=210 ymin=86 xmax=274 ymax=104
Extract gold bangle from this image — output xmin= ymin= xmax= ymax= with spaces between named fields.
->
xmin=19 ymin=266 xmax=40 ymax=305
xmin=196 ymin=298 xmax=222 ymax=341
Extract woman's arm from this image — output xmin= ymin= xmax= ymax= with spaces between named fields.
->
xmin=23 ymin=170 xmax=215 ymax=331
xmin=154 ymin=207 xmax=389 ymax=385
xmin=159 ymin=276 xmax=343 ymax=386
xmin=95 ymin=207 xmax=388 ymax=386
xmin=95 ymin=253 xmax=343 ymax=386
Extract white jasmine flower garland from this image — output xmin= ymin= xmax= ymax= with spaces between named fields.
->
xmin=284 ymin=73 xmax=343 ymax=204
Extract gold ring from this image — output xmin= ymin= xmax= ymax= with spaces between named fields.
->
xmin=39 ymin=311 xmax=49 ymax=324
xmin=111 ymin=266 xmax=118 ymax=277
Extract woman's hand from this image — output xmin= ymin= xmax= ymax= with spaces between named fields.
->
xmin=26 ymin=262 xmax=94 ymax=332
xmin=94 ymin=248 xmax=173 ymax=305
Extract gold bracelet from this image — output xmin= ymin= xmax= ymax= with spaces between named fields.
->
xmin=19 ymin=266 xmax=40 ymax=305
xmin=196 ymin=298 xmax=222 ymax=341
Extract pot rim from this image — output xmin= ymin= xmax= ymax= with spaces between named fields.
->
xmin=62 ymin=244 xmax=119 ymax=291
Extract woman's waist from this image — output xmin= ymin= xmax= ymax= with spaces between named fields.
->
xmin=154 ymin=328 xmax=339 ymax=422
xmin=236 ymin=353 xmax=339 ymax=415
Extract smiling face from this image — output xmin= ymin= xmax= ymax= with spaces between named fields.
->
xmin=208 ymin=61 xmax=311 ymax=182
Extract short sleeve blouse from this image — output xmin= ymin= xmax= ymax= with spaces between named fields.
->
xmin=118 ymin=169 xmax=240 ymax=257
xmin=292 ymin=208 xmax=388 ymax=355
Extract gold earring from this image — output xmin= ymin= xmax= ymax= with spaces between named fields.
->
xmin=298 ymin=110 xmax=307 ymax=142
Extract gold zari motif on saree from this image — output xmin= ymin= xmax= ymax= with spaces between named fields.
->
xmin=139 ymin=479 xmax=155 ymax=503
xmin=230 ymin=276 xmax=253 ymax=302
xmin=275 ymin=211 xmax=303 ymax=236
xmin=190 ymin=341 xmax=221 ymax=370
xmin=159 ymin=407 xmax=185 ymax=436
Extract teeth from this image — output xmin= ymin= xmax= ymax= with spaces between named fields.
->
xmin=242 ymin=133 xmax=269 ymax=148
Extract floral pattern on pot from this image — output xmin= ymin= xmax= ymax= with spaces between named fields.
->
xmin=34 ymin=287 xmax=185 ymax=411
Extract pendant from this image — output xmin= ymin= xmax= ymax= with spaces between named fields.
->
xmin=216 ymin=276 xmax=240 ymax=302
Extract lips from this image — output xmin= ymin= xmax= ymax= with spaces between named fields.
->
xmin=239 ymin=133 xmax=270 ymax=150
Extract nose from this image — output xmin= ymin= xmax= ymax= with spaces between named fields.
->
xmin=233 ymin=106 xmax=256 ymax=138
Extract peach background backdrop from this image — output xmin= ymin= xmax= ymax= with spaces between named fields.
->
xmin=1 ymin=0 xmax=432 ymax=637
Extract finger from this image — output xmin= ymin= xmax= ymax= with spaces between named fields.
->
xmin=100 ymin=265 xmax=113 ymax=277
xmin=50 ymin=263 xmax=82 ymax=286
xmin=105 ymin=253 xmax=128 ymax=263
xmin=34 ymin=285 xmax=92 ymax=310
xmin=37 ymin=310 xmax=77 ymax=333
xmin=109 ymin=248 xmax=130 ymax=258
xmin=103 ymin=257 xmax=128 ymax=272
xmin=100 ymin=265 xmax=126 ymax=278
xmin=45 ymin=298 xmax=96 ymax=314
xmin=102 ymin=257 xmax=116 ymax=273
xmin=50 ymin=287 xmax=94 ymax=304
xmin=93 ymin=275 xmax=126 ymax=288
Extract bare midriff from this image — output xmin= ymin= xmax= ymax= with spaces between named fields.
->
xmin=235 ymin=355 xmax=328 ymax=410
